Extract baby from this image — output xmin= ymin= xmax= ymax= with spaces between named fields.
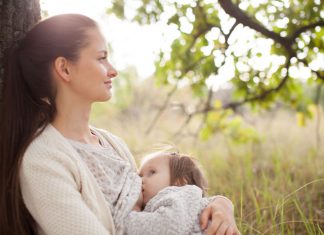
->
xmin=122 ymin=151 xmax=214 ymax=235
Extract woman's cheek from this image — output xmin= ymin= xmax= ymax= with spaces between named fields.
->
xmin=100 ymin=62 xmax=108 ymax=74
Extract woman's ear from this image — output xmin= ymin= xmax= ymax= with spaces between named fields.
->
xmin=53 ymin=57 xmax=71 ymax=82
xmin=174 ymin=177 xmax=188 ymax=186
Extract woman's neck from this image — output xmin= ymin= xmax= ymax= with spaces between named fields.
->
xmin=51 ymin=100 xmax=100 ymax=145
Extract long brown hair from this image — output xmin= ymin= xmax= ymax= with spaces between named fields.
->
xmin=0 ymin=14 xmax=97 ymax=235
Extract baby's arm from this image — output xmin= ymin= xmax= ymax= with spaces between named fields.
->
xmin=125 ymin=185 xmax=203 ymax=235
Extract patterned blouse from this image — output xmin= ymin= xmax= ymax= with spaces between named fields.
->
xmin=67 ymin=128 xmax=142 ymax=232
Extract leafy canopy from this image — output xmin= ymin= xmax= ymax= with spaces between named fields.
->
xmin=109 ymin=0 xmax=324 ymax=140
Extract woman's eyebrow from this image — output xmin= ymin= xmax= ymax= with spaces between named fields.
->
xmin=98 ymin=50 xmax=107 ymax=55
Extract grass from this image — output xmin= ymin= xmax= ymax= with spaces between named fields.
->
xmin=197 ymin=124 xmax=324 ymax=234
xmin=90 ymin=84 xmax=324 ymax=234
xmin=203 ymin=148 xmax=324 ymax=234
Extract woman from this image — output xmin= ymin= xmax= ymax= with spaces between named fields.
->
xmin=0 ymin=14 xmax=240 ymax=235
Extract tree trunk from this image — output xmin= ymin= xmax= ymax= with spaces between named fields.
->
xmin=0 ymin=0 xmax=40 ymax=98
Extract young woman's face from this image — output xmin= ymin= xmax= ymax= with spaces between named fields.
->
xmin=139 ymin=155 xmax=171 ymax=205
xmin=68 ymin=28 xmax=117 ymax=103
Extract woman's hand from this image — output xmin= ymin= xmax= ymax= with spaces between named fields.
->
xmin=200 ymin=196 xmax=241 ymax=235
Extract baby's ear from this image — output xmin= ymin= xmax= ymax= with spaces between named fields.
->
xmin=174 ymin=177 xmax=188 ymax=186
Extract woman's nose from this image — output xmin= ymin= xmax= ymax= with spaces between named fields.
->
xmin=107 ymin=63 xmax=118 ymax=78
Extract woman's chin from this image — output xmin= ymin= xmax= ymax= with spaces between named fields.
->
xmin=95 ymin=93 xmax=112 ymax=102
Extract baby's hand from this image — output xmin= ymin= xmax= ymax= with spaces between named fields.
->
xmin=132 ymin=192 xmax=143 ymax=212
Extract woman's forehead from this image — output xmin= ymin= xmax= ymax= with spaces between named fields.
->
xmin=83 ymin=28 xmax=107 ymax=52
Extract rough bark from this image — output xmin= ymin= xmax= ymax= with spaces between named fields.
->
xmin=0 ymin=0 xmax=40 ymax=98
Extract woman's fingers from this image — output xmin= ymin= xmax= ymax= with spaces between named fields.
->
xmin=234 ymin=227 xmax=242 ymax=235
xmin=215 ymin=222 xmax=229 ymax=235
xmin=203 ymin=207 xmax=241 ymax=235
xmin=225 ymin=226 xmax=235 ymax=235
xmin=200 ymin=201 xmax=241 ymax=235
xmin=204 ymin=210 xmax=226 ymax=235
xmin=204 ymin=216 xmax=221 ymax=234
xmin=200 ymin=206 xmax=212 ymax=230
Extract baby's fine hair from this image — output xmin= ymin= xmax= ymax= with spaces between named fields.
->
xmin=142 ymin=149 xmax=209 ymax=195
xmin=159 ymin=152 xmax=208 ymax=196
xmin=142 ymin=150 xmax=208 ymax=196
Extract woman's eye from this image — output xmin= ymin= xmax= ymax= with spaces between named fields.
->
xmin=149 ymin=170 xmax=155 ymax=175
xmin=99 ymin=57 xmax=107 ymax=61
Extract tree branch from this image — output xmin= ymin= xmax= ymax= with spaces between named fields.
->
xmin=186 ymin=23 xmax=214 ymax=55
xmin=173 ymin=113 xmax=193 ymax=137
xmin=146 ymin=0 xmax=323 ymax=137
xmin=218 ymin=0 xmax=291 ymax=52
xmin=195 ymin=87 xmax=214 ymax=136
xmin=224 ymin=58 xmax=292 ymax=110
xmin=298 ymin=58 xmax=324 ymax=81
xmin=224 ymin=20 xmax=239 ymax=46
xmin=289 ymin=21 xmax=324 ymax=42
xmin=169 ymin=58 xmax=291 ymax=136
xmin=145 ymin=84 xmax=178 ymax=135
xmin=186 ymin=0 xmax=214 ymax=55
xmin=174 ymin=23 xmax=237 ymax=136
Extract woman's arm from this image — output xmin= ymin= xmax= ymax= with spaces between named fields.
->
xmin=200 ymin=196 xmax=241 ymax=235
xmin=20 ymin=150 xmax=111 ymax=235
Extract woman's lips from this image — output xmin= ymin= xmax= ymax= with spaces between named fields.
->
xmin=104 ymin=80 xmax=112 ymax=89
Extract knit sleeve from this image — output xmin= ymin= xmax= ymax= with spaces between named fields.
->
xmin=20 ymin=147 xmax=111 ymax=235
xmin=124 ymin=185 xmax=204 ymax=235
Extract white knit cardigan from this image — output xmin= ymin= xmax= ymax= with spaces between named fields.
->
xmin=19 ymin=124 xmax=137 ymax=235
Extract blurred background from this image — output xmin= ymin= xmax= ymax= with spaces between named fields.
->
xmin=41 ymin=0 xmax=324 ymax=234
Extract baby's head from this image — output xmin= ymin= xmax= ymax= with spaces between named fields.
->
xmin=139 ymin=151 xmax=208 ymax=205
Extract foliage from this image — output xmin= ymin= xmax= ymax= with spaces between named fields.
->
xmin=108 ymin=0 xmax=323 ymax=142
xmin=199 ymin=101 xmax=260 ymax=143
